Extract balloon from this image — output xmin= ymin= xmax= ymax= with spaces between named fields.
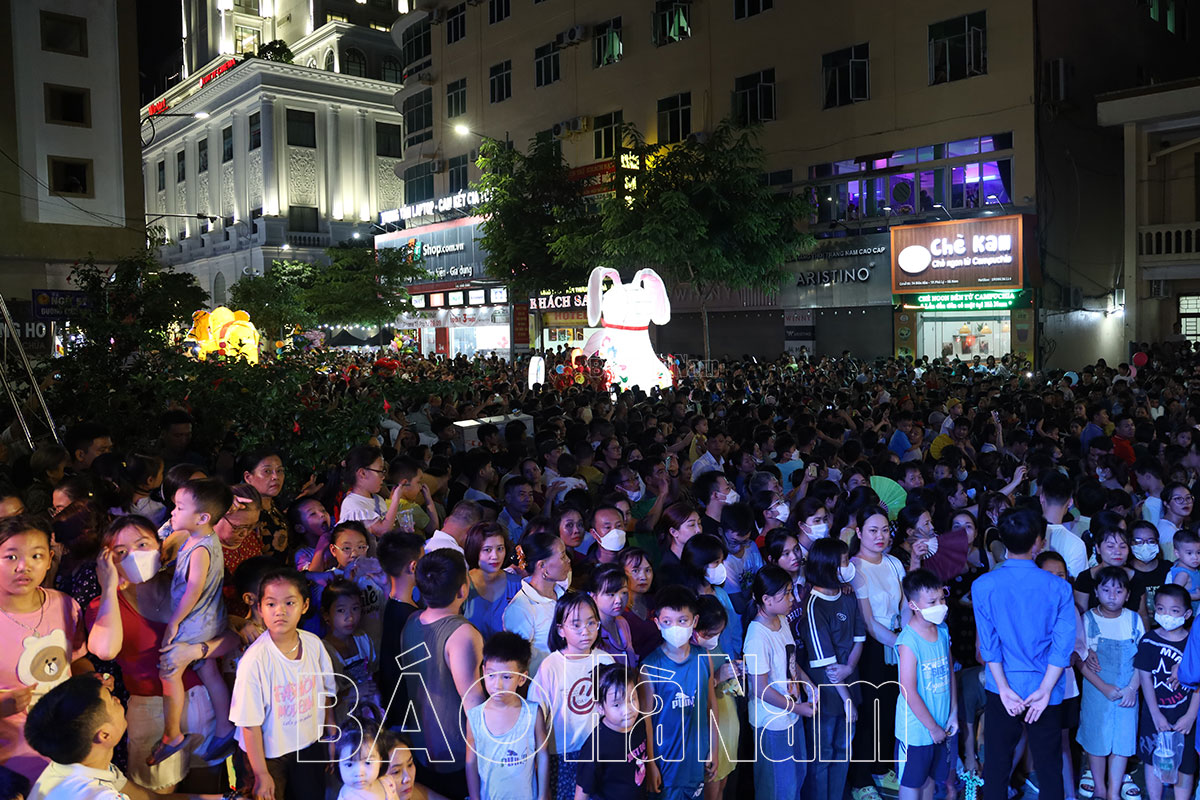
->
xmin=1064 ymin=371 xmax=1079 ymax=385
xmin=1128 ymin=365 xmax=1138 ymax=379
xmin=527 ymin=356 xmax=546 ymax=390
xmin=555 ymin=365 xmax=565 ymax=374
xmin=1133 ymin=351 xmax=1149 ymax=368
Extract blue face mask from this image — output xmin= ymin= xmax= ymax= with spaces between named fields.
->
xmin=966 ymin=487 xmax=977 ymax=500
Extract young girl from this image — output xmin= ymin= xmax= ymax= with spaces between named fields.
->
xmin=763 ymin=528 xmax=806 ymax=640
xmin=289 ymin=496 xmax=332 ymax=572
xmin=321 ymin=579 xmax=382 ymax=723
xmin=795 ymin=496 xmax=832 ymax=554
xmin=693 ymin=594 xmax=739 ymax=800
xmin=587 ymin=564 xmax=637 ymax=668
xmin=336 ymin=722 xmax=402 ymax=800
xmin=680 ymin=533 xmax=742 ymax=661
xmin=801 ymin=537 xmax=864 ymax=800
xmin=531 ymin=592 xmax=614 ymax=800
xmin=337 ymin=445 xmax=408 ymax=535
xmin=1036 ymin=551 xmax=1085 ymax=800
xmin=504 ymin=531 xmax=569 ymax=675
xmin=745 ymin=565 xmax=814 ymax=800
xmin=320 ymin=521 xmax=388 ymax=641
xmin=618 ymin=548 xmax=660 ymax=661
xmin=1077 ymin=566 xmax=1144 ymax=800
xmin=230 ymin=567 xmax=337 ymax=800
xmin=0 ymin=515 xmax=91 ymax=783
xmin=124 ymin=453 xmax=167 ymax=526
xmin=464 ymin=522 xmax=523 ymax=640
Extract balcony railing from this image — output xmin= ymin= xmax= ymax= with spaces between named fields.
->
xmin=287 ymin=231 xmax=330 ymax=248
xmin=1139 ymin=222 xmax=1200 ymax=262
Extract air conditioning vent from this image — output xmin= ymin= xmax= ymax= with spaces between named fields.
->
xmin=430 ymin=159 xmax=447 ymax=173
xmin=1150 ymin=279 xmax=1170 ymax=298
xmin=553 ymin=116 xmax=590 ymax=138
xmin=415 ymin=70 xmax=435 ymax=84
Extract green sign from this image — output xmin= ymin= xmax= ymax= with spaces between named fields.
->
xmin=907 ymin=290 xmax=1021 ymax=311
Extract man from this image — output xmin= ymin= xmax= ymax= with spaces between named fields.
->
xmin=972 ymin=507 xmax=1074 ymax=800
xmin=462 ymin=450 xmax=497 ymax=505
xmin=589 ymin=505 xmax=626 ymax=564
xmin=1080 ymin=404 xmax=1110 ymax=455
xmin=691 ymin=428 xmax=728 ymax=479
xmin=498 ymin=477 xmax=533 ymax=541
xmin=157 ymin=410 xmax=203 ymax=469
xmin=64 ymin=422 xmax=112 ymax=472
xmin=426 ymin=499 xmax=484 ymax=554
xmin=693 ymin=470 xmax=735 ymax=538
xmin=1038 ymin=471 xmax=1088 ymax=578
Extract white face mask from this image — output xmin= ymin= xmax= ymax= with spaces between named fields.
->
xmin=918 ymin=603 xmax=949 ymax=625
xmin=659 ymin=622 xmax=694 ymax=648
xmin=1132 ymin=542 xmax=1160 ymax=562
xmin=956 ymin=469 xmax=969 ymax=482
xmin=807 ymin=522 xmax=829 ymax=540
xmin=1156 ymin=612 xmax=1187 ymax=631
xmin=720 ymin=489 xmax=741 ymax=505
xmin=121 ymin=549 xmax=161 ymax=584
xmin=771 ymin=502 xmax=790 ymax=522
xmin=838 ymin=564 xmax=857 ymax=584
xmin=621 ymin=485 xmax=644 ymax=503
xmin=598 ymin=528 xmax=627 ymax=552
xmin=706 ymin=563 xmax=728 ymax=586
xmin=695 ymin=634 xmax=720 ymax=651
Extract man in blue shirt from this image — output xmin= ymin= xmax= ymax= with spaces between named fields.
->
xmin=1079 ymin=404 xmax=1109 ymax=455
xmin=888 ymin=412 xmax=917 ymax=459
xmin=972 ymin=506 xmax=1075 ymax=800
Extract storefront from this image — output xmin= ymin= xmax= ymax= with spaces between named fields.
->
xmin=527 ymin=287 xmax=602 ymax=352
xmin=889 ymin=214 xmax=1039 ymax=363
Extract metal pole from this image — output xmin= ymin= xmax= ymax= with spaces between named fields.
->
xmin=0 ymin=295 xmax=60 ymax=444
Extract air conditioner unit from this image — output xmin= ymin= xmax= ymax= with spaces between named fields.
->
xmin=1150 ymin=279 xmax=1171 ymax=298
xmin=430 ymin=159 xmax=447 ymax=173
xmin=552 ymin=116 xmax=589 ymax=138
xmin=428 ymin=7 xmax=446 ymax=24
xmin=565 ymin=25 xmax=588 ymax=45
xmin=415 ymin=70 xmax=435 ymax=84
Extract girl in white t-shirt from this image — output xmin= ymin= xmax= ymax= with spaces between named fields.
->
xmin=530 ymin=591 xmax=613 ymax=800
xmin=321 ymin=579 xmax=381 ymax=724
xmin=337 ymin=445 xmax=406 ymax=535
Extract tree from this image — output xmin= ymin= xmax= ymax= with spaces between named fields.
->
xmin=569 ymin=120 xmax=813 ymax=362
xmin=254 ymin=40 xmax=294 ymax=63
xmin=300 ymin=242 xmax=427 ymax=333
xmin=229 ymin=259 xmax=316 ymax=340
xmin=475 ymin=136 xmax=599 ymax=298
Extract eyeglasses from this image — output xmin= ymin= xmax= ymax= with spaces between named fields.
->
xmin=1172 ymin=494 xmax=1194 ymax=504
xmin=564 ymin=620 xmax=600 ymax=632
xmin=363 ymin=467 xmax=388 ymax=476
xmin=334 ymin=544 xmax=370 ymax=555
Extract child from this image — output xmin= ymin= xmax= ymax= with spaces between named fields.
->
xmin=1169 ymin=528 xmax=1200 ymax=615
xmin=0 ymin=515 xmax=90 ymax=784
xmin=692 ymin=594 xmax=740 ymax=800
xmin=320 ymin=521 xmax=388 ymax=641
xmin=895 ymin=568 xmax=957 ymax=800
xmin=289 ymin=497 xmax=332 ymax=571
xmin=799 ymin=537 xmax=865 ymax=800
xmin=321 ymin=579 xmax=382 ymax=724
xmin=1036 ymin=550 xmax=1087 ymax=800
xmin=336 ymin=721 xmax=404 ymax=800
xmin=531 ymin=592 xmax=615 ymax=800
xmin=222 ymin=555 xmax=275 ymax=678
xmin=575 ymin=664 xmax=650 ymax=800
xmin=637 ymin=585 xmax=714 ymax=800
xmin=1077 ymin=566 xmax=1144 ymax=800
xmin=377 ymin=531 xmax=425 ymax=731
xmin=465 ymin=632 xmax=550 ymax=800
xmin=230 ymin=567 xmax=337 ymax=800
xmin=587 ymin=564 xmax=637 ymax=668
xmin=389 ymin=456 xmax=440 ymax=536
xmin=1136 ymin=583 xmax=1199 ymax=800
xmin=744 ymin=566 xmax=812 ymax=800
xmin=337 ymin=445 xmax=408 ymax=535
xmin=154 ymin=477 xmax=236 ymax=765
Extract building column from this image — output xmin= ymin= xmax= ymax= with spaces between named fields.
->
xmin=261 ymin=93 xmax=278 ymax=217
xmin=327 ymin=104 xmax=341 ymax=220
xmin=356 ymin=108 xmax=369 ymax=221
xmin=227 ymin=109 xmax=240 ymax=222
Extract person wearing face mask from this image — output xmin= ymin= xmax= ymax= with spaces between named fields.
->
xmin=894 ymin=568 xmax=958 ymax=800
xmin=1139 ymin=583 xmax=1198 ymax=800
xmin=717 ymin=503 xmax=764 ymax=612
xmin=795 ymin=496 xmax=831 ymax=555
xmin=679 ymin=533 xmax=742 ymax=662
xmin=1128 ymin=521 xmax=1171 ymax=625
xmin=695 ymin=471 xmax=738 ymax=540
xmin=587 ymin=505 xmax=627 ymax=565
xmin=87 ymin=515 xmax=237 ymax=792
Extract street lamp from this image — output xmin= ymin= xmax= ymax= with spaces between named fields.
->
xmin=453 ymin=124 xmax=509 ymax=144
xmin=985 ymin=194 xmax=1008 ymax=214
xmin=933 ymin=203 xmax=954 ymax=220
xmin=139 ymin=111 xmax=212 ymax=146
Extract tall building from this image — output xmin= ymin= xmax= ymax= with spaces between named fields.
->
xmin=141 ymin=1 xmax=406 ymax=305
xmin=0 ymin=0 xmax=144 ymax=351
xmin=385 ymin=0 xmax=1200 ymax=366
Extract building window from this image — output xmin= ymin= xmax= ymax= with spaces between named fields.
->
xmin=534 ymin=43 xmax=560 ymax=88
xmin=49 ymin=156 xmax=92 ymax=197
xmin=43 ymin=84 xmax=90 ymax=127
xmin=657 ymin=92 xmax=691 ymax=144
xmin=381 ymin=57 xmax=403 ymax=83
xmin=176 ymin=150 xmax=186 ymax=182
xmin=403 ymin=89 xmax=433 ymax=147
xmin=822 ymin=43 xmax=869 ymax=108
xmin=324 ymin=49 xmax=335 ymax=71
xmin=594 ymin=18 xmax=622 ymax=67
xmin=535 ymin=128 xmax=562 ymax=160
xmin=156 ymin=159 xmax=165 ymax=192
xmin=593 ymin=110 xmax=623 ymax=159
xmin=403 ymin=162 xmax=435 ymax=204
xmin=40 ymin=11 xmax=87 ymax=56
xmin=286 ymin=110 xmax=316 ymax=148
xmin=198 ymin=139 xmax=208 ymax=173
xmin=376 ymin=122 xmax=403 ymax=158
xmin=342 ymin=48 xmax=367 ymax=77
xmin=929 ymin=11 xmax=987 ymax=85
xmin=733 ymin=68 xmax=775 ymax=124
xmin=652 ymin=1 xmax=691 ymax=46
xmin=446 ymin=78 xmax=467 ymax=118
xmin=222 ymin=126 xmax=234 ymax=161
xmin=288 ymin=205 xmax=319 ymax=232
xmin=248 ymin=112 xmax=261 ymax=150
xmin=446 ymin=3 xmax=466 ymax=44
xmin=234 ymin=25 xmax=260 ymax=54
xmin=213 ymin=273 xmax=227 ymax=307
xmin=734 ymin=0 xmax=772 ymax=19
xmin=448 ymin=154 xmax=470 ymax=194
xmin=490 ymin=60 xmax=512 ymax=103
xmin=1180 ymin=295 xmax=1200 ymax=343
xmin=327 ymin=13 xmax=348 ymax=23
xmin=489 ymin=0 xmax=510 ymax=24
xmin=400 ymin=19 xmax=431 ymax=71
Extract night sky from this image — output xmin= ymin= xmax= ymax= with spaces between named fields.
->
xmin=137 ymin=0 xmax=184 ymax=105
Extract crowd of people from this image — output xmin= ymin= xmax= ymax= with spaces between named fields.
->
xmin=3 ymin=340 xmax=1200 ymax=800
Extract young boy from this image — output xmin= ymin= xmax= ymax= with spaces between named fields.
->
xmin=465 ymin=632 xmax=550 ymax=800
xmin=155 ymin=477 xmax=236 ymax=766
xmin=389 ymin=456 xmax=440 ymax=536
xmin=1169 ymin=529 xmax=1200 ymax=615
xmin=576 ymin=664 xmax=650 ymax=800
xmin=637 ymin=586 xmax=716 ymax=800
xmin=896 ymin=568 xmax=958 ymax=800
xmin=24 ymin=675 xmax=210 ymax=800
xmin=377 ymin=531 xmax=424 ymax=729
xmin=1136 ymin=583 xmax=1199 ymax=800
xmin=398 ymin=549 xmax=485 ymax=799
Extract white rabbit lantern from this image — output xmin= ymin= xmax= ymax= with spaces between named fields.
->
xmin=581 ymin=266 xmax=674 ymax=391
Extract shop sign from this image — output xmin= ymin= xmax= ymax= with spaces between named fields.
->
xmin=908 ymin=289 xmax=1022 ymax=311
xmin=891 ymin=215 xmax=1025 ymax=293
xmin=530 ymin=292 xmax=586 ymax=310
xmin=147 ymin=100 xmax=169 ymax=116
xmin=380 ymin=190 xmax=481 ymax=224
xmin=796 ymin=266 xmax=873 ymax=286
xmin=32 ymin=289 xmax=90 ymax=321
xmin=199 ymin=58 xmax=238 ymax=87
xmin=380 ymin=218 xmax=486 ymax=284
xmin=396 ymin=307 xmax=511 ymax=328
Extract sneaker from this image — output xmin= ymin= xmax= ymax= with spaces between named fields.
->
xmin=852 ymin=787 xmax=883 ymax=800
xmin=874 ymin=770 xmax=901 ymax=792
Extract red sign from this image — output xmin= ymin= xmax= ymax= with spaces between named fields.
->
xmin=147 ymin=100 xmax=169 ymax=116
xmin=513 ymin=304 xmax=530 ymax=347
xmin=199 ymin=58 xmax=238 ymax=87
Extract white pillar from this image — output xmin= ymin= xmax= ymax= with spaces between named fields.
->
xmin=327 ymin=104 xmax=341 ymax=220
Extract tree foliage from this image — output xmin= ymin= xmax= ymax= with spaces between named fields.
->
xmin=229 ymin=259 xmax=316 ymax=338
xmin=299 ymin=242 xmax=427 ymax=327
xmin=475 ymin=136 xmax=599 ymax=297
xmin=253 ymin=40 xmax=294 ymax=63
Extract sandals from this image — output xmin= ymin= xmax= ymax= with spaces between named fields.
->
xmin=1121 ymin=774 xmax=1142 ymax=799
xmin=198 ymin=729 xmax=238 ymax=762
xmin=1078 ymin=768 xmax=1095 ymax=799
xmin=146 ymin=732 xmax=200 ymax=766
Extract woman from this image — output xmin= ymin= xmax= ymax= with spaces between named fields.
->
xmin=1129 ymin=520 xmax=1170 ymax=627
xmin=24 ymin=443 xmax=68 ymax=515
xmin=945 ymin=510 xmax=988 ymax=775
xmin=795 ymin=496 xmax=832 ymax=556
xmin=1158 ymin=481 xmax=1192 ymax=560
xmin=618 ymin=546 xmax=660 ymax=660
xmin=502 ymin=530 xmax=569 ymax=675
xmin=595 ymin=437 xmax=623 ymax=476
xmin=654 ymin=502 xmax=702 ymax=584
xmin=553 ymin=507 xmax=588 ymax=587
xmin=87 ymin=515 xmax=235 ymax=791
xmin=1072 ymin=513 xmax=1140 ymax=613
xmin=890 ymin=503 xmax=935 ymax=572
xmin=239 ymin=448 xmax=292 ymax=557
xmin=463 ymin=522 xmax=522 ymax=640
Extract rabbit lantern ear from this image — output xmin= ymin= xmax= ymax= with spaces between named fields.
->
xmin=634 ymin=269 xmax=671 ymax=325
xmin=587 ymin=267 xmax=622 ymax=327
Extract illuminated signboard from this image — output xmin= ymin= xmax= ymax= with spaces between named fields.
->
xmin=410 ymin=294 xmax=426 ymax=309
xmin=490 ymin=287 xmax=508 ymax=304
xmin=147 ymin=100 xmax=169 ymax=116
xmin=429 ymin=293 xmax=444 ymax=308
xmin=468 ymin=289 xmax=485 ymax=305
xmin=199 ymin=58 xmax=238 ymax=88
xmin=909 ymin=290 xmax=1022 ymax=311
xmin=380 ymin=190 xmax=481 ymax=224
xmin=891 ymin=215 xmax=1026 ymax=293
xmin=448 ymin=291 xmax=464 ymax=306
